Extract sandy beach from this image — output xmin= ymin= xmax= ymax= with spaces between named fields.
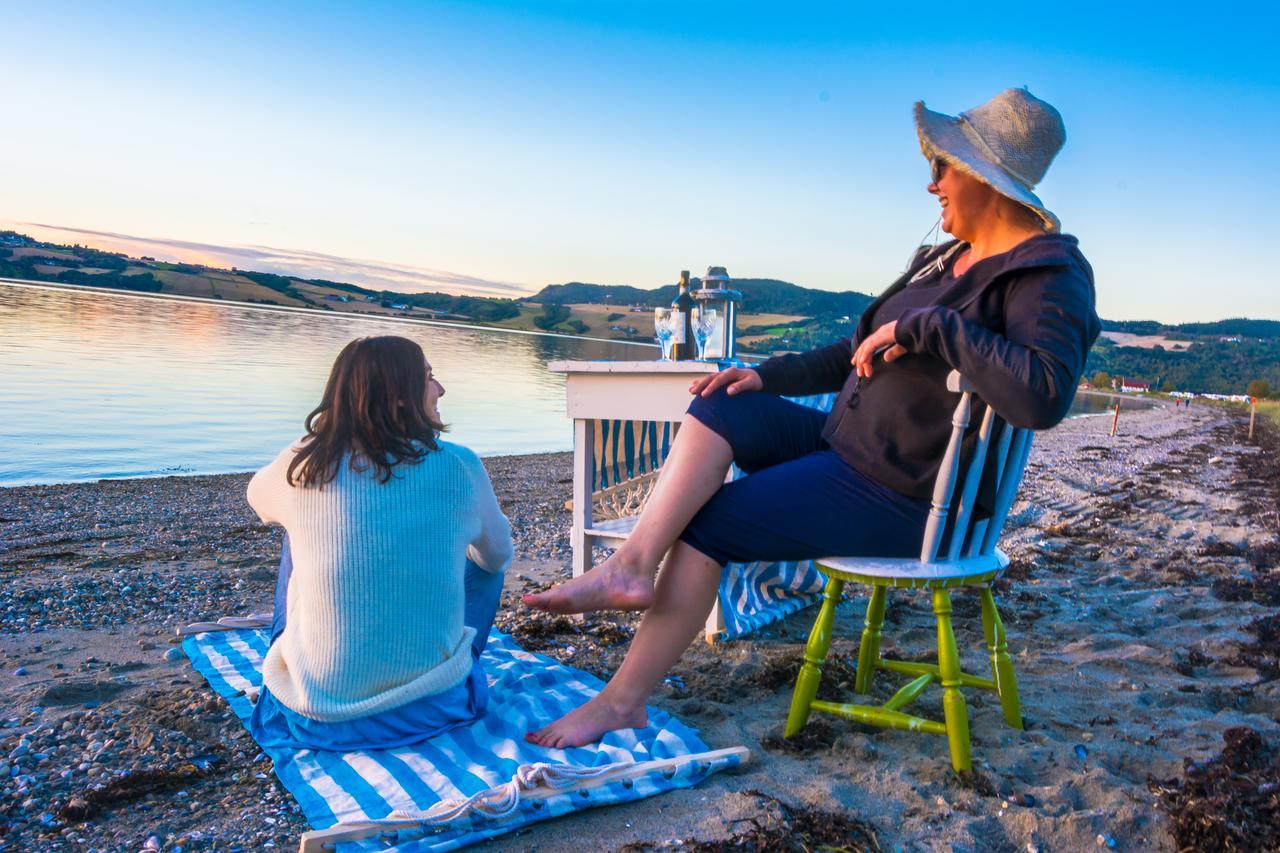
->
xmin=2 ymin=405 xmax=1277 ymax=851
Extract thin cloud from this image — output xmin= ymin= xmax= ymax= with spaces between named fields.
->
xmin=12 ymin=222 xmax=535 ymax=298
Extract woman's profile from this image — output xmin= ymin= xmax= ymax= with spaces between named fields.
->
xmin=246 ymin=335 xmax=513 ymax=750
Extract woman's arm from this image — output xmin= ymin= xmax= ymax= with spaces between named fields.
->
xmin=246 ymin=446 xmax=295 ymax=526
xmin=893 ymin=264 xmax=1100 ymax=429
xmin=465 ymin=454 xmax=515 ymax=575
xmin=752 ymin=338 xmax=854 ymax=397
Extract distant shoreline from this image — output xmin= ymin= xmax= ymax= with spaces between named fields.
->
xmin=0 ymin=276 xmax=658 ymax=352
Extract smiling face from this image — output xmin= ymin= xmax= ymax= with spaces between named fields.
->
xmin=422 ymin=358 xmax=445 ymax=421
xmin=928 ymin=157 xmax=1001 ymax=241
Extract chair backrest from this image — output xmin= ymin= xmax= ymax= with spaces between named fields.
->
xmin=919 ymin=371 xmax=1035 ymax=564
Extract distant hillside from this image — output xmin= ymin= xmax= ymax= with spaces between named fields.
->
xmin=3 ymin=228 xmax=1276 ymax=393
xmin=532 ymin=278 xmax=877 ymax=319
xmin=0 ymin=230 xmax=523 ymax=323
xmin=1102 ymin=317 xmax=1280 ymax=339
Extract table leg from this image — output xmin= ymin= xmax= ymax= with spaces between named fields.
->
xmin=571 ymin=418 xmax=594 ymax=580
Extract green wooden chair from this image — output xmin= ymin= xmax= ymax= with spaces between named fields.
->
xmin=785 ymin=371 xmax=1034 ymax=772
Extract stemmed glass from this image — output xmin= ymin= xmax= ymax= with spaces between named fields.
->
xmin=692 ymin=306 xmax=716 ymax=361
xmin=654 ymin=308 xmax=675 ymax=361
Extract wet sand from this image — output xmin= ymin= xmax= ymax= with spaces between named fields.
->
xmin=1 ymin=406 xmax=1277 ymax=851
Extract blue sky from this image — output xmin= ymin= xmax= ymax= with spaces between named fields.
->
xmin=3 ymin=2 xmax=1278 ymax=321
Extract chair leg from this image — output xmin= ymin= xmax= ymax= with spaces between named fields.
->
xmin=786 ymin=577 xmax=843 ymax=737
xmin=854 ymin=584 xmax=888 ymax=694
xmin=980 ymin=587 xmax=1023 ymax=730
xmin=932 ymin=588 xmax=972 ymax=773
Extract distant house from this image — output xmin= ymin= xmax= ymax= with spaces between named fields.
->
xmin=1220 ymin=335 xmax=1242 ymax=343
xmin=1118 ymin=377 xmax=1150 ymax=393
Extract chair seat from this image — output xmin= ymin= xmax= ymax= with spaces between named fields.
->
xmin=816 ymin=548 xmax=1009 ymax=585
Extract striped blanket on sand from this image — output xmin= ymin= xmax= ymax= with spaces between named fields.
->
xmin=183 ymin=627 xmax=740 ymax=851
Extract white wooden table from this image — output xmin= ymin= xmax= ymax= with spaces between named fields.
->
xmin=547 ymin=360 xmax=726 ymax=640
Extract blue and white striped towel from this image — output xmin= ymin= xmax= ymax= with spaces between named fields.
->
xmin=183 ymin=628 xmax=739 ymax=851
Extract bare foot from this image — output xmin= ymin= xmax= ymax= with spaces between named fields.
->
xmin=524 ymin=695 xmax=648 ymax=749
xmin=522 ymin=561 xmax=654 ymax=614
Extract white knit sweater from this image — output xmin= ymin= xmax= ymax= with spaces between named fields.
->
xmin=246 ymin=439 xmax=513 ymax=722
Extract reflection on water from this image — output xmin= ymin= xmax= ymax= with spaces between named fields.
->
xmin=0 ymin=281 xmax=1136 ymax=487
xmin=0 ymin=281 xmax=648 ymax=486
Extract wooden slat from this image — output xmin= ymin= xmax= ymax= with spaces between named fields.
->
xmin=919 ymin=391 xmax=971 ymax=563
xmin=964 ymin=421 xmax=1015 ymax=558
xmin=979 ymin=429 xmax=1033 ymax=555
xmin=946 ymin=404 xmax=996 ymax=562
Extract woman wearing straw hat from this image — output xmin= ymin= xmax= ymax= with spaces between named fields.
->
xmin=525 ymin=89 xmax=1100 ymax=748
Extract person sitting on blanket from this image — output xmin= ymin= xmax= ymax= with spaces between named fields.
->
xmin=523 ymin=88 xmax=1102 ymax=747
xmin=246 ymin=335 xmax=514 ymax=751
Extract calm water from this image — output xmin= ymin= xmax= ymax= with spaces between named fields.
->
xmin=0 ymin=280 xmax=1131 ymax=487
xmin=0 ymin=281 xmax=648 ymax=486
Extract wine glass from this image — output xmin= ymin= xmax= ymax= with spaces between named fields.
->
xmin=692 ymin=306 xmax=716 ymax=361
xmin=654 ymin=308 xmax=675 ymax=361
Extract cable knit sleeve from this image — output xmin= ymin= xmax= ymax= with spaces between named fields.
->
xmin=246 ymin=445 xmax=298 ymax=527
xmin=462 ymin=450 xmax=514 ymax=574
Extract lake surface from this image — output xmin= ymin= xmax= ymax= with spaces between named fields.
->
xmin=0 ymin=280 xmax=1135 ymax=487
xmin=0 ymin=281 xmax=649 ymax=486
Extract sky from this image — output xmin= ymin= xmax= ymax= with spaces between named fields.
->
xmin=3 ymin=1 xmax=1278 ymax=322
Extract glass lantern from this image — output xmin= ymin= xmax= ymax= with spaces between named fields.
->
xmin=692 ymin=266 xmax=742 ymax=360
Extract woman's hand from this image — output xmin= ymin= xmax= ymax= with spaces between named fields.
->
xmin=689 ymin=366 xmax=763 ymax=397
xmin=851 ymin=321 xmax=907 ymax=378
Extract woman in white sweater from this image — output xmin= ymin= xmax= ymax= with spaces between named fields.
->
xmin=246 ymin=335 xmax=513 ymax=750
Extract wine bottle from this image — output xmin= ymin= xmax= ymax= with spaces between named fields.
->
xmin=669 ymin=270 xmax=696 ymax=361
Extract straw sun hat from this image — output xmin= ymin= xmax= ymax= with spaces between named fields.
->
xmin=914 ymin=88 xmax=1066 ymax=232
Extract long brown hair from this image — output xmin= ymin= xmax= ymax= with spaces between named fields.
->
xmin=287 ymin=336 xmax=445 ymax=488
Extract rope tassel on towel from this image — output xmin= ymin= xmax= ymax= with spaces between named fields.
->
xmin=296 ymin=745 xmax=750 ymax=852
xmin=391 ymin=760 xmax=623 ymax=824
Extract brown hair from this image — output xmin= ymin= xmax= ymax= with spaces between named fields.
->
xmin=287 ymin=336 xmax=445 ymax=488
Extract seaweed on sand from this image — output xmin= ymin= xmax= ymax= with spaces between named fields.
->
xmin=1148 ymin=726 xmax=1280 ymax=852
xmin=620 ymin=788 xmax=880 ymax=852
xmin=759 ymin=716 xmax=844 ymax=755
xmin=1228 ymin=615 xmax=1280 ymax=680
xmin=1211 ymin=571 xmax=1280 ymax=607
xmin=57 ymin=764 xmax=211 ymax=823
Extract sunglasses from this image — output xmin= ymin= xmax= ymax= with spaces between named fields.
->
xmin=930 ymin=158 xmax=948 ymax=184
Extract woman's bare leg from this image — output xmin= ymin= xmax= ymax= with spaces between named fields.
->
xmin=523 ymin=416 xmax=732 ymax=614
xmin=525 ymin=542 xmax=721 ymax=747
